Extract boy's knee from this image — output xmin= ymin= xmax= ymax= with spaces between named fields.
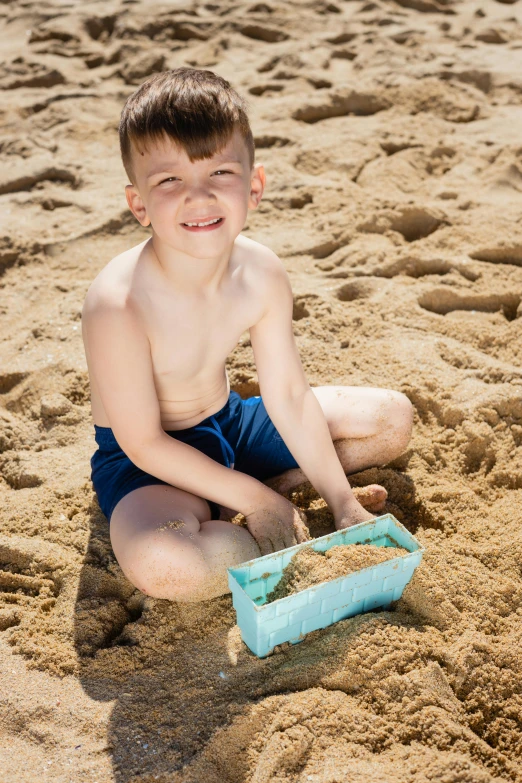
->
xmin=397 ymin=392 xmax=414 ymax=427
xmin=386 ymin=391 xmax=414 ymax=430
xmin=119 ymin=535 xmax=214 ymax=602
xmin=392 ymin=394 xmax=414 ymax=458
xmin=377 ymin=392 xmax=413 ymax=461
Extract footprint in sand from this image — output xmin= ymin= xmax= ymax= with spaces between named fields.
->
xmin=118 ymin=53 xmax=166 ymax=85
xmin=249 ymin=82 xmax=286 ymax=96
xmin=74 ymin=593 xmax=145 ymax=658
xmin=0 ymin=161 xmax=80 ymax=197
xmin=83 ymin=15 xmax=117 ymax=41
xmin=437 ymin=342 xmax=522 ymax=385
xmin=292 ymin=293 xmax=334 ymax=320
xmin=28 ymin=23 xmax=81 ymax=46
xmin=0 ymin=370 xmax=29 ymax=395
xmin=418 ymin=288 xmax=521 ymax=322
xmin=474 ymin=27 xmax=510 ymax=45
xmin=335 ymin=278 xmax=383 ymax=303
xmin=0 ymin=535 xmax=63 ymax=632
xmin=356 ymin=144 xmax=462 ymax=198
xmin=438 ymin=67 xmax=492 ymax=95
xmin=470 ymin=244 xmax=522 ymax=269
xmin=292 ymin=88 xmax=390 ymax=123
xmin=0 ymin=58 xmax=65 ymax=90
xmin=240 ymin=24 xmax=289 ymax=44
xmin=254 ymin=133 xmax=293 ymax=149
xmin=387 ymin=78 xmax=487 ymax=124
xmin=357 ymin=206 xmax=450 ymax=242
xmin=344 ymin=254 xmax=480 ymax=282
xmin=27 ymin=21 xmax=83 ymax=58
xmin=1 ymin=454 xmax=44 ymax=490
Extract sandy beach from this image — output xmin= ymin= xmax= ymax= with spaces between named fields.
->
xmin=1 ymin=0 xmax=522 ymax=780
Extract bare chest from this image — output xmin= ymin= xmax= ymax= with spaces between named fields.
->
xmin=140 ymin=282 xmax=260 ymax=400
xmin=145 ymin=293 xmax=252 ymax=384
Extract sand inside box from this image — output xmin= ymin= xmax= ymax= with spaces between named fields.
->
xmin=265 ymin=543 xmax=409 ymax=603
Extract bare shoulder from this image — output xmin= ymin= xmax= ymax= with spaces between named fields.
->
xmin=82 ymin=240 xmax=148 ymax=343
xmin=236 ymin=234 xmax=287 ymax=294
xmin=82 ymin=239 xmax=149 ymax=315
xmin=237 ymin=233 xmax=283 ymax=272
xmin=236 ymin=235 xmax=291 ymax=322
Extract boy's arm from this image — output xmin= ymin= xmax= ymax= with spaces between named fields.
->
xmin=249 ymin=252 xmax=361 ymax=523
xmin=82 ymin=296 xmax=275 ymax=518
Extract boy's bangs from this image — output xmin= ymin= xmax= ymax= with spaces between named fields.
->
xmin=129 ymin=126 xmax=238 ymax=166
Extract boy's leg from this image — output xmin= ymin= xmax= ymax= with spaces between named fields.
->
xmin=109 ymin=484 xmax=260 ymax=601
xmin=262 ymin=386 xmax=414 ymax=502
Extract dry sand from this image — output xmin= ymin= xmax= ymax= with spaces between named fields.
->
xmin=1 ymin=0 xmax=522 ymax=780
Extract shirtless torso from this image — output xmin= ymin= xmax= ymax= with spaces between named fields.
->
xmin=83 ymin=232 xmax=267 ymax=431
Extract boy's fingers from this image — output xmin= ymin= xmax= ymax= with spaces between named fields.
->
xmin=275 ymin=531 xmax=293 ymax=551
xmin=294 ymin=523 xmax=310 ymax=544
xmin=257 ymin=536 xmax=273 ymax=556
xmin=282 ymin=527 xmax=297 ymax=549
xmin=293 ymin=510 xmax=311 ymax=543
xmin=269 ymin=522 xmax=288 ymax=552
xmin=275 ymin=518 xmax=295 ymax=550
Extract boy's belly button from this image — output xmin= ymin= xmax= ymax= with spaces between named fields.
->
xmin=159 ymin=393 xmax=229 ymax=429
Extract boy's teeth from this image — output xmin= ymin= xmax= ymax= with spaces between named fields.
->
xmin=184 ymin=218 xmax=221 ymax=227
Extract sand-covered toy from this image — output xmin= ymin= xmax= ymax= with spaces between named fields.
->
xmin=228 ymin=513 xmax=424 ymax=657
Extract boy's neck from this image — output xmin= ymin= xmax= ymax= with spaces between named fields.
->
xmin=147 ymin=234 xmax=234 ymax=296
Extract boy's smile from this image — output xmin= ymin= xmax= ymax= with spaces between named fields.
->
xmin=124 ymin=127 xmax=265 ymax=289
xmin=180 ymin=216 xmax=225 ymax=232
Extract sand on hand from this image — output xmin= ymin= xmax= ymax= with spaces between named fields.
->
xmin=265 ymin=543 xmax=410 ymax=603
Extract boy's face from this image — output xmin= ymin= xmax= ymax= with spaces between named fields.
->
xmin=124 ymin=128 xmax=265 ymax=255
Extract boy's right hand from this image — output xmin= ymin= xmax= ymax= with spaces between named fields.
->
xmin=244 ymin=494 xmax=311 ymax=556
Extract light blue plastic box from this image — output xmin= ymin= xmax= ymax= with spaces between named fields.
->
xmin=227 ymin=513 xmax=424 ymax=658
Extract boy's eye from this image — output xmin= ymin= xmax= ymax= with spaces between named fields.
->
xmin=159 ymin=170 xmax=232 ymax=184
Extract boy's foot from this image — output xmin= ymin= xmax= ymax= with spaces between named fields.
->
xmin=350 ymin=483 xmax=387 ymax=512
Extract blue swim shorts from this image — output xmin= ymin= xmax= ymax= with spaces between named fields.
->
xmin=90 ymin=390 xmax=299 ymax=523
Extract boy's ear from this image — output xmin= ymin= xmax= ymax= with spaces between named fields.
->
xmin=249 ymin=163 xmax=265 ymax=209
xmin=125 ymin=184 xmax=151 ymax=227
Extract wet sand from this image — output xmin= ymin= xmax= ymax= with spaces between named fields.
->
xmin=1 ymin=0 xmax=522 ymax=781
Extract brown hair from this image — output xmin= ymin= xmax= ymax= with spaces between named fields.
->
xmin=119 ymin=67 xmax=255 ymax=184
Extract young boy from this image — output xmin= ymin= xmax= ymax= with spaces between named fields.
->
xmin=82 ymin=68 xmax=414 ymax=603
